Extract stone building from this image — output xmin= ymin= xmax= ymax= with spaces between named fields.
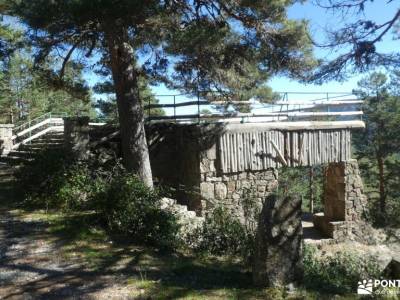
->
xmin=148 ymin=120 xmax=370 ymax=242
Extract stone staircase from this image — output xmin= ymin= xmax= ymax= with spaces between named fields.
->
xmin=0 ymin=131 xmax=64 ymax=166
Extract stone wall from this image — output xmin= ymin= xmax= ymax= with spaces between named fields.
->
xmin=64 ymin=117 xmax=90 ymax=160
xmin=0 ymin=124 xmax=14 ymax=155
xmin=313 ymin=159 xmax=370 ymax=242
xmin=199 ymin=140 xmax=278 ymax=221
xmin=147 ymin=123 xmax=204 ymax=211
xmin=147 ymin=122 xmax=278 ymax=219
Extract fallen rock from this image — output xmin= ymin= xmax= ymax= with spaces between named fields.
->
xmin=160 ymin=197 xmax=204 ymax=247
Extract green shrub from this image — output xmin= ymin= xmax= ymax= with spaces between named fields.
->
xmin=303 ymin=244 xmax=380 ymax=294
xmin=54 ymin=164 xmax=104 ymax=210
xmin=94 ymin=173 xmax=181 ymax=250
xmin=16 ymin=148 xmax=102 ymax=210
xmin=17 ymin=148 xmax=70 ymax=199
xmin=194 ymin=207 xmax=255 ymax=260
xmin=17 ymin=149 xmax=180 ymax=250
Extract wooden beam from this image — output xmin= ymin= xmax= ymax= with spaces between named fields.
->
xmin=270 ymin=140 xmax=287 ymax=166
xmin=224 ymin=120 xmax=365 ymax=132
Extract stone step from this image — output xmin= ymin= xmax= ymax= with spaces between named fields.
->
xmin=25 ymin=141 xmax=64 ymax=145
xmin=0 ymin=155 xmax=32 ymax=164
xmin=31 ymin=138 xmax=64 ymax=143
xmin=0 ymin=164 xmax=17 ymax=176
xmin=7 ymin=150 xmax=35 ymax=158
xmin=20 ymin=144 xmax=63 ymax=151
xmin=313 ymin=212 xmax=348 ymax=240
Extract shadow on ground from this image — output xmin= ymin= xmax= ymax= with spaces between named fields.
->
xmin=0 ymin=177 xmax=268 ymax=299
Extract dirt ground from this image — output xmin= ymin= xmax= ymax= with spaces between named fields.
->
xmin=0 ymin=207 xmax=140 ymax=299
xmin=1 ymin=173 xmax=399 ymax=300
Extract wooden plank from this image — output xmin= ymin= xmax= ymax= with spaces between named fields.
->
xmin=293 ymin=132 xmax=297 ymax=167
xmin=312 ymin=131 xmax=316 ymax=165
xmin=250 ymin=132 xmax=254 ymax=170
xmin=335 ymin=131 xmax=339 ymax=162
xmin=267 ymin=131 xmax=272 ymax=168
xmin=318 ymin=130 xmax=322 ymax=165
xmin=260 ymin=132 xmax=265 ymax=169
xmin=239 ymin=133 xmax=244 ymax=171
xmin=220 ymin=136 xmax=224 ymax=173
xmin=220 ymin=135 xmax=225 ymax=173
xmin=224 ymin=121 xmax=365 ymax=132
xmin=271 ymin=140 xmax=287 ymax=166
xmin=341 ymin=130 xmax=345 ymax=162
xmin=229 ymin=134 xmax=234 ymax=173
xmin=258 ymin=133 xmax=262 ymax=170
xmin=243 ymin=132 xmax=248 ymax=170
xmin=347 ymin=130 xmax=350 ymax=160
xmin=234 ymin=133 xmax=239 ymax=172
xmin=320 ymin=131 xmax=324 ymax=164
xmin=298 ymin=133 xmax=304 ymax=166
xmin=222 ymin=135 xmax=227 ymax=173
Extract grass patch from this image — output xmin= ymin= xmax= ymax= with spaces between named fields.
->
xmin=2 ymin=204 xmax=366 ymax=299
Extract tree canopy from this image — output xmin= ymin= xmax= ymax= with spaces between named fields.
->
xmin=0 ymin=20 xmax=92 ymax=123
xmin=3 ymin=0 xmax=317 ymax=186
xmin=3 ymin=0 xmax=316 ymax=98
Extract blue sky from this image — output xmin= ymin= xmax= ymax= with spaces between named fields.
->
xmin=140 ymin=0 xmax=399 ymax=113
xmin=267 ymin=0 xmax=398 ymax=94
xmin=142 ymin=1 xmax=399 ymax=114
xmin=5 ymin=2 xmax=397 ymax=107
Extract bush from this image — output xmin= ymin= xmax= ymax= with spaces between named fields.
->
xmin=16 ymin=148 xmax=102 ymax=210
xmin=54 ymin=164 xmax=104 ymax=210
xmin=18 ymin=150 xmax=180 ymax=250
xmin=94 ymin=173 xmax=181 ymax=250
xmin=17 ymin=148 xmax=69 ymax=199
xmin=303 ymin=244 xmax=380 ymax=294
xmin=366 ymin=196 xmax=400 ymax=227
xmin=194 ymin=206 xmax=255 ymax=260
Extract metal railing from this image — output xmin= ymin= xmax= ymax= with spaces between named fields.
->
xmin=144 ymin=92 xmax=363 ymax=124
xmin=12 ymin=112 xmax=68 ymax=137
xmin=10 ymin=112 xmax=110 ymax=149
xmin=11 ymin=112 xmax=69 ymax=149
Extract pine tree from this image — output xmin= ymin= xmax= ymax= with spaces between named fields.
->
xmin=353 ymin=72 xmax=400 ymax=222
xmin=94 ymin=76 xmax=165 ymax=122
xmin=3 ymin=0 xmax=316 ymax=186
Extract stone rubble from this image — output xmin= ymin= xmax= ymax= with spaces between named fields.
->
xmin=160 ymin=197 xmax=204 ymax=246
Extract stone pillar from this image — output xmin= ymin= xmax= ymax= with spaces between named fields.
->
xmin=0 ymin=124 xmax=14 ymax=155
xmin=313 ymin=159 xmax=368 ymax=241
xmin=64 ymin=117 xmax=90 ymax=160
xmin=253 ymin=194 xmax=303 ymax=287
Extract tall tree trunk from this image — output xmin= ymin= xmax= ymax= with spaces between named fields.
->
xmin=377 ymin=154 xmax=386 ymax=216
xmin=105 ymin=27 xmax=153 ymax=188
